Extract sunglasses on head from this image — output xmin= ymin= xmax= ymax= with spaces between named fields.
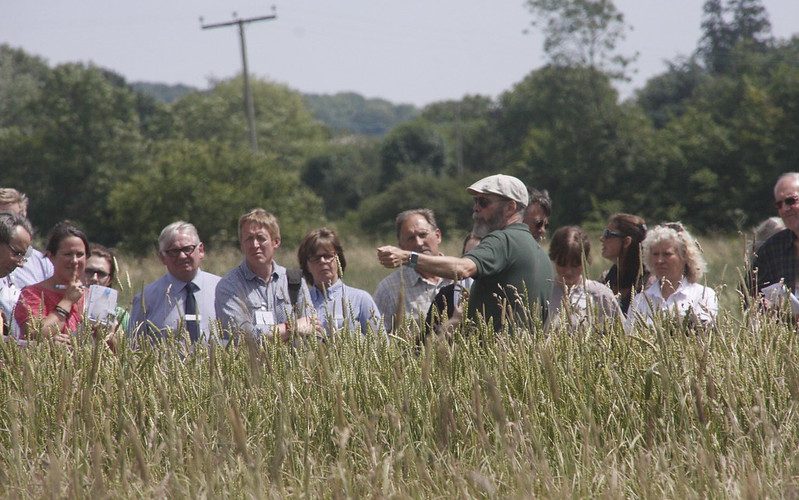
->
xmin=661 ymin=221 xmax=686 ymax=233
xmin=602 ymin=228 xmax=624 ymax=239
xmin=775 ymin=195 xmax=799 ymax=210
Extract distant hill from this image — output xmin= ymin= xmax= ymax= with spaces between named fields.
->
xmin=303 ymin=92 xmax=418 ymax=136
xmin=131 ymin=81 xmax=198 ymax=103
xmin=132 ymin=82 xmax=418 ymax=136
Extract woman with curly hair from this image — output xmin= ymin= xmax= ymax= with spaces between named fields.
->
xmin=625 ymin=222 xmax=717 ymax=329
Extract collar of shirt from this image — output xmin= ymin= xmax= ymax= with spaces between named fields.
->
xmin=240 ymin=259 xmax=284 ymax=284
xmin=165 ymin=270 xmax=202 ymax=295
xmin=310 ymin=279 xmax=343 ymax=301
xmin=400 ymin=262 xmax=441 ymax=286
xmin=644 ymin=276 xmax=692 ymax=302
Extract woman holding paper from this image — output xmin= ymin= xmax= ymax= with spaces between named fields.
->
xmin=14 ymin=221 xmax=89 ymax=343
xmin=85 ymin=243 xmax=129 ymax=332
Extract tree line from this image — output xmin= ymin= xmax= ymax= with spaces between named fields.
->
xmin=0 ymin=0 xmax=796 ymax=254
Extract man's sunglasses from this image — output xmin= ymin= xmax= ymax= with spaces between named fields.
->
xmin=775 ymin=195 xmax=799 ymax=210
xmin=473 ymin=196 xmax=496 ymax=208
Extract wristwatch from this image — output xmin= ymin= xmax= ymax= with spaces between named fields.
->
xmin=408 ymin=251 xmax=419 ymax=269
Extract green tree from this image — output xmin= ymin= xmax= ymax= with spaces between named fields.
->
xmin=0 ymin=62 xmax=144 ymax=242
xmin=301 ymin=138 xmax=381 ymax=218
xmin=109 ymin=140 xmax=324 ymax=254
xmin=525 ymin=0 xmax=636 ymax=80
xmin=356 ymin=173 xmax=474 ymax=238
xmin=378 ymin=120 xmax=446 ymax=188
xmin=171 ymin=76 xmax=328 ymax=170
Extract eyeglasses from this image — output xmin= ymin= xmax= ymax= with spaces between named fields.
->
xmin=309 ymin=253 xmax=337 ymax=264
xmin=4 ymin=242 xmax=29 ymax=262
xmin=84 ymin=268 xmax=110 ymax=280
xmin=602 ymin=228 xmax=624 ymax=239
xmin=474 ymin=196 xmax=497 ymax=208
xmin=163 ymin=245 xmax=198 ymax=258
xmin=775 ymin=195 xmax=799 ymax=210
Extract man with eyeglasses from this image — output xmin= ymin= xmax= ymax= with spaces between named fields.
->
xmin=0 ymin=212 xmax=33 ymax=337
xmin=749 ymin=173 xmax=799 ymax=303
xmin=377 ymin=174 xmax=553 ymax=333
xmin=215 ymin=209 xmax=319 ymax=342
xmin=129 ymin=221 xmax=221 ymax=343
xmin=0 ymin=188 xmax=53 ymax=288
xmin=523 ymin=187 xmax=551 ymax=242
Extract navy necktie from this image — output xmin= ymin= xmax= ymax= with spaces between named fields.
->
xmin=185 ymin=282 xmax=200 ymax=342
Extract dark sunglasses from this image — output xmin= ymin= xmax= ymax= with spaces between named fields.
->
xmin=473 ymin=196 xmax=495 ymax=208
xmin=775 ymin=195 xmax=799 ymax=210
xmin=163 ymin=244 xmax=198 ymax=258
xmin=602 ymin=228 xmax=624 ymax=239
xmin=84 ymin=268 xmax=110 ymax=279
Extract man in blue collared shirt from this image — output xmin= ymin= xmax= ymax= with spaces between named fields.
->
xmin=129 ymin=221 xmax=221 ymax=342
xmin=215 ymin=209 xmax=319 ymax=341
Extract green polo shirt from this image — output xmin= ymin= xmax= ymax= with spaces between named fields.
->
xmin=464 ymin=223 xmax=553 ymax=332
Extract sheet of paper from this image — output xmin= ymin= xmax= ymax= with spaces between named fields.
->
xmin=86 ymin=284 xmax=118 ymax=324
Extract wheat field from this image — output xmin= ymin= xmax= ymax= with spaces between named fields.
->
xmin=2 ymin=232 xmax=796 ymax=497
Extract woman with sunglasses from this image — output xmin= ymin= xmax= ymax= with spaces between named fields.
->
xmin=600 ymin=213 xmax=649 ymax=315
xmin=85 ymin=243 xmax=130 ymax=333
xmin=297 ymin=228 xmax=383 ymax=337
xmin=625 ymin=223 xmax=717 ymax=329
xmin=14 ymin=221 xmax=89 ymax=343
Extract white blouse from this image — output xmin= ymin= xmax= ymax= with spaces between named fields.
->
xmin=625 ymin=277 xmax=718 ymax=330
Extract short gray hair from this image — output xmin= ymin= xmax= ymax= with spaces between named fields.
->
xmin=0 ymin=212 xmax=33 ymax=244
xmin=395 ymin=209 xmax=438 ymax=241
xmin=158 ymin=221 xmax=200 ymax=252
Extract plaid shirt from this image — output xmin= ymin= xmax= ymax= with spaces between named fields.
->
xmin=750 ymin=228 xmax=798 ymax=294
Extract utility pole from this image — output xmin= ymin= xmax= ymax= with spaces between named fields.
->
xmin=201 ymin=8 xmax=277 ymax=153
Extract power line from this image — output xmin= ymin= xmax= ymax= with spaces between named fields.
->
xmin=200 ymin=8 xmax=277 ymax=153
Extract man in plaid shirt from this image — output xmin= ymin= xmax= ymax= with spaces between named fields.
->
xmin=750 ymin=173 xmax=799 ymax=296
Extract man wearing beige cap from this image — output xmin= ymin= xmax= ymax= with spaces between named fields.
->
xmin=377 ymin=174 xmax=552 ymax=333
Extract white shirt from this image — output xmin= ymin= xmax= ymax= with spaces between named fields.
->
xmin=625 ymin=277 xmax=718 ymax=330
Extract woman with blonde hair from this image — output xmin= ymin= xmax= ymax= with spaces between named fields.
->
xmin=626 ymin=222 xmax=717 ymax=329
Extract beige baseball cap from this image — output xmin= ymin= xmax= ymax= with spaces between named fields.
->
xmin=467 ymin=174 xmax=528 ymax=206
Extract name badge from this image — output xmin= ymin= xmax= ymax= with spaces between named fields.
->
xmin=185 ymin=314 xmax=201 ymax=322
xmin=254 ymin=310 xmax=275 ymax=326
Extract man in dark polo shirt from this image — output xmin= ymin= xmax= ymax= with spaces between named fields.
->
xmin=377 ymin=174 xmax=553 ymax=332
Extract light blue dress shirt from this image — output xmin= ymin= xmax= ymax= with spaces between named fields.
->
xmin=302 ymin=279 xmax=383 ymax=336
xmin=129 ymin=269 xmax=221 ymax=342
xmin=214 ymin=260 xmax=306 ymax=337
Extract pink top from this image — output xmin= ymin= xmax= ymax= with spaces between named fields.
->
xmin=14 ymin=283 xmax=85 ymax=339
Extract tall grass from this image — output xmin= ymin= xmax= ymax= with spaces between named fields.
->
xmin=2 ymin=234 xmax=793 ymax=496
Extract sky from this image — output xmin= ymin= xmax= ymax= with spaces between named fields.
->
xmin=1 ymin=1 xmax=798 ymax=107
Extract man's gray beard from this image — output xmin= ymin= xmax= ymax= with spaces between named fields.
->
xmin=472 ymin=211 xmax=504 ymax=238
